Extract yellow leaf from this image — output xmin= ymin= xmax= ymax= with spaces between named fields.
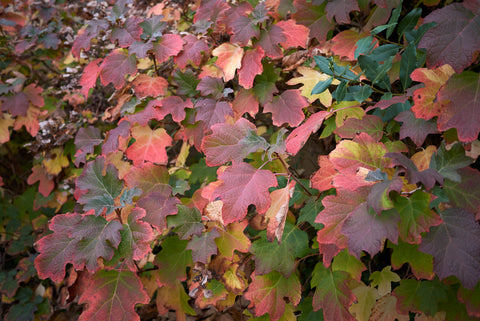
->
xmin=212 ymin=43 xmax=244 ymax=82
xmin=349 ymin=282 xmax=380 ymax=321
xmin=43 ymin=147 xmax=69 ymax=175
xmin=412 ymin=145 xmax=437 ymax=171
xmin=0 ymin=113 xmax=14 ymax=143
xmin=332 ymin=100 xmax=364 ymax=127
xmin=287 ymin=66 xmax=340 ymax=106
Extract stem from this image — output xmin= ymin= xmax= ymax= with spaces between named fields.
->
xmin=151 ymin=53 xmax=159 ymax=76
xmin=274 ymin=152 xmax=313 ymax=197
xmin=115 ymin=208 xmax=123 ymax=224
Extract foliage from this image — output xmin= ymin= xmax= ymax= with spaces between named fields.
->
xmin=1 ymin=0 xmax=480 ymax=320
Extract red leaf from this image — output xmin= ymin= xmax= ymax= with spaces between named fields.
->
xmin=292 ymin=0 xmax=336 ymax=43
xmin=196 ymin=76 xmax=224 ymax=99
xmin=123 ymin=163 xmax=170 ymax=197
xmin=13 ymin=105 xmax=46 ymax=137
xmin=72 ymin=20 xmax=108 ymax=58
xmin=419 ymin=3 xmax=480 ymax=72
xmin=132 ymin=74 xmax=168 ymax=98
xmin=232 ymin=88 xmax=259 ymax=119
xmin=125 ymin=124 xmax=172 ymax=166
xmin=175 ymin=35 xmax=209 ymax=68
xmin=212 ymin=43 xmax=244 ymax=82
xmin=231 ymin=15 xmax=260 ymax=46
xmin=111 ymin=17 xmax=143 ymax=48
xmin=238 ymin=47 xmax=264 ymax=89
xmin=264 ymin=89 xmax=309 ymax=127
xmin=244 ymin=271 xmax=301 ymax=321
xmin=214 ymin=163 xmax=278 ymax=224
xmin=311 ymin=263 xmax=356 ymax=321
xmin=311 ymin=155 xmax=338 ymax=192
xmin=79 ymin=58 xmax=102 ymax=98
xmin=276 ymin=20 xmax=309 ymax=49
xmin=74 ymin=126 xmax=103 ymax=167
xmin=326 ymin=0 xmax=360 ymax=24
xmin=419 ymin=207 xmax=480 ymax=289
xmin=202 ymin=118 xmax=268 ymax=166
xmin=195 ymin=98 xmax=233 ymax=131
xmin=256 ymin=25 xmax=285 ymax=59
xmin=194 ymin=0 xmax=229 ymax=23
xmin=436 ymin=71 xmax=480 ymax=142
xmin=77 ymin=269 xmax=149 ymax=321
xmin=395 ymin=110 xmax=439 ymax=146
xmin=137 ymin=191 xmax=180 ymax=232
xmin=148 ymin=96 xmax=190 ymax=122
xmin=102 ymin=119 xmax=131 ymax=155
xmin=34 ymin=214 xmax=83 ymax=282
xmin=27 ymin=165 xmax=54 ymax=197
xmin=99 ymin=49 xmax=137 ymax=89
xmin=186 ymin=229 xmax=220 ymax=264
xmin=285 ymin=111 xmax=329 ymax=154
xmin=410 ymin=65 xmax=455 ymax=120
xmin=152 ymin=34 xmax=184 ymax=64
xmin=1 ymin=92 xmax=28 ymax=117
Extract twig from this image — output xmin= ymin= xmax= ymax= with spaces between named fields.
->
xmin=274 ymin=152 xmax=313 ymax=197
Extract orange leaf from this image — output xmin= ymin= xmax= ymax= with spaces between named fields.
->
xmin=212 ymin=43 xmax=244 ymax=82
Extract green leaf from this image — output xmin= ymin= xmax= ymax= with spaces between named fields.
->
xmin=332 ymin=80 xmax=347 ymax=101
xmin=155 ymin=235 xmax=193 ymax=287
xmin=386 ymin=3 xmax=402 ymax=38
xmin=311 ymin=77 xmax=333 ymax=95
xmin=369 ymin=266 xmax=400 ymax=296
xmin=393 ymin=278 xmax=448 ymax=316
xmin=405 ymin=22 xmax=436 ymax=46
xmin=167 ymin=205 xmax=204 ymax=240
xmin=297 ymin=297 xmax=324 ymax=321
xmin=313 ymin=55 xmax=357 ymax=81
xmin=331 ymin=249 xmax=366 ymax=281
xmin=173 ymin=69 xmax=200 ymax=97
xmin=357 ymin=55 xmax=392 ymax=90
xmin=344 ymin=85 xmax=373 ymax=102
xmin=253 ymin=61 xmax=279 ymax=105
xmin=397 ymin=8 xmax=422 ymax=36
xmin=251 ymin=221 xmax=310 ymax=277
xmin=368 ymin=44 xmax=400 ymax=63
xmin=399 ymin=45 xmax=417 ymax=90
xmin=354 ymin=36 xmax=376 ymax=59
xmin=388 ymin=240 xmax=434 ymax=280
xmin=298 ymin=197 xmax=325 ymax=230
xmin=430 ymin=142 xmax=473 ymax=182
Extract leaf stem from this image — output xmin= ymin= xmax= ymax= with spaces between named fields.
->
xmin=115 ymin=208 xmax=123 ymax=224
xmin=274 ymin=152 xmax=313 ymax=197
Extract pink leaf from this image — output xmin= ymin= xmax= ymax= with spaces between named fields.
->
xmin=264 ymin=89 xmax=309 ymax=127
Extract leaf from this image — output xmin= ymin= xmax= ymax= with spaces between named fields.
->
xmin=348 ymin=283 xmax=380 ymax=321
xmin=251 ymin=221 xmax=309 ymax=277
xmin=292 ymin=0 xmax=335 ymax=43
xmin=419 ymin=3 xmax=480 ymax=72
xmin=264 ymin=89 xmax=309 ymax=127
xmin=166 ymin=204 xmax=204 ymax=240
xmin=399 ymin=44 xmax=417 ymax=90
xmin=331 ymin=249 xmax=366 ymax=281
xmin=232 ymin=88 xmax=259 ymax=118
xmin=152 ymin=34 xmax=184 ymax=64
xmin=112 ymin=208 xmax=155 ymax=271
xmin=265 ymin=181 xmax=295 ymax=243
xmin=155 ymin=235 xmax=193 ymax=287
xmin=156 ymin=280 xmax=196 ymax=319
xmin=214 ymin=163 xmax=277 ymax=224
xmin=195 ymin=98 xmax=234 ymax=131
xmin=419 ymin=207 xmax=480 ymax=289
xmin=238 ymin=47 xmax=264 ymax=89
xmin=244 ymin=271 xmax=301 ymax=321
xmin=395 ymin=110 xmax=439 ymax=146
xmin=230 ymin=15 xmax=260 ymax=46
xmin=196 ymin=76 xmax=224 ymax=99
xmin=458 ymin=282 xmax=480 ymax=318
xmin=443 ymin=167 xmax=480 ymax=217
xmin=330 ymin=30 xmax=366 ymax=60
xmin=138 ymin=15 xmax=167 ymax=39
xmin=256 ymin=24 xmax=285 ymax=59
xmin=212 ymin=43 xmax=244 ymax=82
xmin=156 ymin=96 xmax=190 ymax=122
xmin=186 ymin=229 xmax=220 ymax=264
xmin=334 ymin=115 xmax=384 ymax=141
xmin=388 ymin=240 xmax=434 ymax=280
xmin=276 ymin=20 xmax=309 ymax=49
xmin=436 ymin=71 xmax=480 ymax=142
xmin=132 ymin=74 xmax=168 ymax=98
xmin=410 ymin=65 xmax=455 ymax=120
xmin=393 ymin=279 xmax=449 ymax=316
xmin=325 ymin=0 xmax=359 ymax=24
xmin=394 ymin=191 xmax=442 ymax=244
xmin=102 ymin=120 xmax=131 ymax=155
xmin=310 ymin=263 xmax=356 ymax=321
xmin=329 ymin=132 xmax=390 ymax=174
xmin=79 ymin=58 xmax=102 ymax=98
xmin=99 ymin=48 xmax=137 ymax=89
xmin=214 ymin=220 xmax=251 ymax=259
xmin=253 ymin=61 xmax=279 ymax=104
xmin=369 ymin=266 xmax=400 ymax=296
xmin=342 ymin=205 xmax=400 ymax=258
xmin=74 ymin=126 xmax=103 ymax=167
xmin=76 ymin=156 xmax=123 ymax=216
xmin=174 ymin=34 xmax=209 ymax=68
xmin=369 ymin=294 xmax=409 ymax=321
xmin=430 ymin=142 xmax=473 ymax=182
xmin=43 ymin=147 xmax=69 ymax=175
xmin=125 ymin=124 xmax=172 ymax=166
xmin=123 ymin=163 xmax=170 ymax=197
xmin=286 ymin=66 xmax=338 ymax=106
xmin=111 ymin=16 xmax=142 ymax=48
xmin=137 ymin=191 xmax=179 ymax=232
xmin=285 ymin=111 xmax=330 ymax=155
xmin=201 ymin=118 xmax=268 ymax=166
xmin=34 ymin=214 xmax=82 ymax=282
xmin=27 ymin=165 xmax=54 ymax=197
xmin=77 ymin=269 xmax=149 ymax=321
xmin=311 ymin=156 xmax=337 ymax=192
xmin=0 ymin=113 xmax=14 ymax=143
